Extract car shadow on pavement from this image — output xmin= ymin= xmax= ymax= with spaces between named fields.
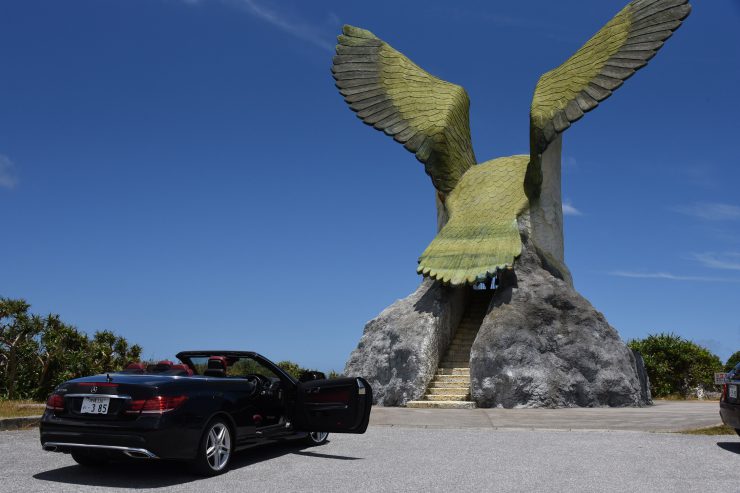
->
xmin=33 ymin=441 xmax=361 ymax=488
xmin=716 ymin=441 xmax=740 ymax=454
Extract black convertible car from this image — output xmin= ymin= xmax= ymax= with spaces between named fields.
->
xmin=40 ymin=350 xmax=372 ymax=475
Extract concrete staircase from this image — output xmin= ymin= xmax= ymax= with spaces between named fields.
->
xmin=407 ymin=289 xmax=492 ymax=409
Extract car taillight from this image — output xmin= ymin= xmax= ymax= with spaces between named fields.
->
xmin=46 ymin=393 xmax=64 ymax=411
xmin=126 ymin=395 xmax=188 ymax=414
xmin=721 ymin=384 xmax=727 ymax=401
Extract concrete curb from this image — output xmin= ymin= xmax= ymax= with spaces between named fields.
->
xmin=0 ymin=416 xmax=41 ymax=431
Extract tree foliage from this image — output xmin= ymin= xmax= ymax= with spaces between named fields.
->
xmin=276 ymin=361 xmax=303 ymax=379
xmin=725 ymin=351 xmax=740 ymax=372
xmin=628 ymin=333 xmax=723 ymax=398
xmin=277 ymin=360 xmax=341 ymax=380
xmin=0 ymin=297 xmax=142 ymax=400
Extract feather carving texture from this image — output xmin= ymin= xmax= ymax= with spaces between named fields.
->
xmin=332 ymin=25 xmax=476 ymax=194
xmin=332 ymin=0 xmax=690 ymax=286
xmin=417 ymin=156 xmax=530 ymax=285
xmin=526 ymin=0 xmax=691 ymax=195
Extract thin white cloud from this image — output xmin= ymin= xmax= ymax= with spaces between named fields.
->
xmin=609 ymin=270 xmax=740 ymax=283
xmin=671 ymin=202 xmax=740 ymax=221
xmin=0 ymin=154 xmax=18 ymax=189
xmin=562 ymin=200 xmax=582 ymax=216
xmin=693 ymin=252 xmax=740 ymax=271
xmin=183 ymin=0 xmax=335 ymax=52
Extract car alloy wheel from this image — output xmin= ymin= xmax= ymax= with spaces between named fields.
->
xmin=206 ymin=422 xmax=231 ymax=471
xmin=193 ymin=419 xmax=233 ymax=476
xmin=307 ymin=431 xmax=329 ymax=445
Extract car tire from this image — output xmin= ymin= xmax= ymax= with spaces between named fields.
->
xmin=71 ymin=450 xmax=108 ymax=467
xmin=304 ymin=431 xmax=329 ymax=446
xmin=192 ymin=418 xmax=233 ymax=476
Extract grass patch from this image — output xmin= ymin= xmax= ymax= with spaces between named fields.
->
xmin=0 ymin=400 xmax=45 ymax=418
xmin=678 ymin=424 xmax=736 ymax=435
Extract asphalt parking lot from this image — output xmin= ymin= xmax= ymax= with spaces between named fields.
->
xmin=3 ymin=421 xmax=739 ymax=493
xmin=370 ymin=400 xmax=723 ymax=432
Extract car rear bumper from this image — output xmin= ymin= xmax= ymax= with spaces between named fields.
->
xmin=39 ymin=412 xmax=201 ymax=460
xmin=42 ymin=442 xmax=159 ymax=459
xmin=720 ymin=401 xmax=740 ymax=430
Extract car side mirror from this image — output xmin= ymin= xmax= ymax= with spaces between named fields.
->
xmin=298 ymin=370 xmax=326 ymax=382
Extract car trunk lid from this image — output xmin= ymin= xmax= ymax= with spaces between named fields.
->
xmin=55 ymin=374 xmax=181 ymax=421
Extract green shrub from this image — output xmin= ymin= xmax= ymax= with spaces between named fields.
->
xmin=725 ymin=351 xmax=740 ymax=372
xmin=276 ymin=360 xmax=304 ymax=379
xmin=628 ymin=333 xmax=723 ymax=398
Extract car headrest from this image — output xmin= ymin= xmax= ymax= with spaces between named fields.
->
xmin=121 ymin=362 xmax=145 ymax=374
xmin=203 ymin=356 xmax=228 ymax=378
xmin=207 ymin=356 xmax=227 ymax=370
xmin=153 ymin=360 xmax=173 ymax=373
xmin=169 ymin=364 xmax=193 ymax=376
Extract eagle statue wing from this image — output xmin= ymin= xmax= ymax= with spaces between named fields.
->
xmin=526 ymin=0 xmax=691 ymax=196
xmin=332 ymin=25 xmax=476 ymax=195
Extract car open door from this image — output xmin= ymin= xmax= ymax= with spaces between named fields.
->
xmin=293 ymin=377 xmax=372 ymax=434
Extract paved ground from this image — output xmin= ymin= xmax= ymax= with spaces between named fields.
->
xmin=370 ymin=400 xmax=723 ymax=432
xmin=3 ymin=426 xmax=739 ymax=493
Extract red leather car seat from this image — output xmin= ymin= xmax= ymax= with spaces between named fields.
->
xmin=203 ymin=356 xmax=228 ymax=378
xmin=170 ymin=364 xmax=193 ymax=376
xmin=122 ymin=362 xmax=145 ymax=374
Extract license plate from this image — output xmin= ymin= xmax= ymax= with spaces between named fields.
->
xmin=730 ymin=385 xmax=738 ymax=399
xmin=81 ymin=397 xmax=110 ymax=414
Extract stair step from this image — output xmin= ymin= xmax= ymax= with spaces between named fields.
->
xmin=427 ymin=386 xmax=469 ymax=394
xmin=435 ymin=368 xmax=469 ymax=375
xmin=446 ymin=347 xmax=472 ymax=354
xmin=445 ymin=351 xmax=471 ymax=359
xmin=439 ymin=363 xmax=470 ymax=369
xmin=432 ymin=374 xmax=470 ymax=381
xmin=423 ymin=393 xmax=470 ymax=401
xmin=429 ymin=378 xmax=469 ymax=384
xmin=449 ymin=338 xmax=474 ymax=344
xmin=429 ymin=381 xmax=469 ymax=388
xmin=406 ymin=400 xmax=476 ymax=409
xmin=448 ymin=342 xmax=473 ymax=348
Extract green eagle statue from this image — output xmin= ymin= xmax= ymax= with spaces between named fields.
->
xmin=332 ymin=0 xmax=690 ymax=286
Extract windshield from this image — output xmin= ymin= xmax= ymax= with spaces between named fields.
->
xmin=187 ymin=355 xmax=279 ymax=379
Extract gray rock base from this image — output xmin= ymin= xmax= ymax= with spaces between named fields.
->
xmin=470 ymin=242 xmax=651 ymax=408
xmin=344 ymin=279 xmax=466 ymax=406
xmin=345 ymin=243 xmax=651 ymax=408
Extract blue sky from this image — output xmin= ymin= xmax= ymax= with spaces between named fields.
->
xmin=1 ymin=0 xmax=739 ymax=372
